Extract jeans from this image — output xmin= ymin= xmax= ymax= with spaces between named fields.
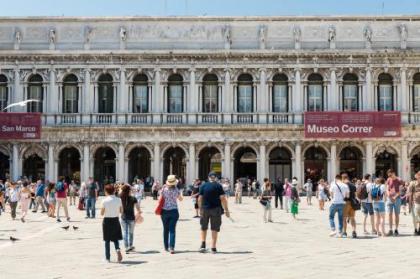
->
xmin=121 ymin=219 xmax=135 ymax=249
xmin=329 ymin=203 xmax=345 ymax=233
xmin=104 ymin=240 xmax=120 ymax=261
xmin=86 ymin=197 xmax=96 ymax=218
xmin=274 ymin=193 xmax=283 ymax=209
xmin=161 ymin=209 xmax=179 ymax=250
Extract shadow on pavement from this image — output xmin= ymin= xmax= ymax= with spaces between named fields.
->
xmin=132 ymin=250 xmax=160 ymax=254
xmin=121 ymin=260 xmax=148 ymax=265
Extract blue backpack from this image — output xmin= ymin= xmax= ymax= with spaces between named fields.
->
xmin=55 ymin=181 xmax=65 ymax=192
xmin=371 ymin=185 xmax=383 ymax=200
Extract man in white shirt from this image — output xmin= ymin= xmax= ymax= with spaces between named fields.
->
xmin=133 ymin=179 xmax=144 ymax=205
xmin=329 ymin=174 xmax=349 ymax=237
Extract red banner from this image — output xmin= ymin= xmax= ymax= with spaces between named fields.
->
xmin=0 ymin=113 xmax=41 ymax=139
xmin=304 ymin=111 xmax=401 ymax=138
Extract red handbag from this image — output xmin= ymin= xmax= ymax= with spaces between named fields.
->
xmin=154 ymin=196 xmax=165 ymax=215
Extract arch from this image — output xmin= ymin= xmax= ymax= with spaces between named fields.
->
xmin=23 ymin=154 xmax=45 ymax=182
xmin=133 ymin=73 xmax=148 ymax=83
xmin=160 ymin=144 xmax=189 ymax=160
xmin=373 ymin=145 xmax=400 ymax=158
xmin=28 ymin=74 xmax=43 ymax=83
xmin=378 ymin=73 xmax=393 ymax=83
xmin=90 ymin=144 xmax=118 ymax=161
xmin=272 ymin=73 xmax=289 ymax=113
xmin=21 ymin=144 xmax=47 ymax=161
xmin=308 ymin=73 xmax=323 ymax=82
xmin=202 ymin=73 xmax=219 ymax=113
xmin=0 ymin=149 xmax=10 ymax=181
xmin=163 ymin=146 xmax=187 ymax=184
xmin=269 ymin=147 xmax=292 ymax=182
xmin=343 ymin=73 xmax=358 ymax=82
xmin=0 ymin=74 xmax=8 ymax=83
xmin=203 ymin=73 xmax=218 ymax=82
xmin=58 ymin=147 xmax=81 ymax=183
xmin=97 ymin=73 xmax=114 ymax=113
xmin=97 ymin=73 xmax=114 ymax=82
xmin=54 ymin=144 xmax=82 ymax=161
xmin=413 ymin=73 xmax=420 ymax=83
xmin=337 ymin=143 xmax=365 ymax=158
xmin=339 ymin=146 xmax=363 ymax=179
xmin=93 ymin=146 xmax=116 ymax=186
xmin=237 ymin=73 xmax=253 ymax=83
xmin=197 ymin=70 xmax=223 ymax=83
xmin=125 ymin=144 xmax=153 ymax=160
xmin=302 ymin=144 xmax=330 ymax=159
xmin=132 ymin=73 xmax=150 ymax=113
xmin=231 ymin=143 xmax=259 ymax=159
xmin=266 ymin=143 xmax=295 ymax=159
xmin=198 ymin=146 xmax=222 ymax=180
xmin=233 ymin=146 xmax=257 ymax=180
xmin=272 ymin=73 xmax=288 ymax=82
xmin=127 ymin=146 xmax=151 ymax=184
xmin=168 ymin=73 xmax=183 ymax=83
xmin=304 ymin=146 xmax=328 ymax=183
xmin=0 ymin=145 xmax=11 ymax=157
xmin=196 ymin=144 xmax=223 ymax=157
xmin=375 ymin=149 xmax=398 ymax=178
xmin=63 ymin=74 xmax=78 ymax=83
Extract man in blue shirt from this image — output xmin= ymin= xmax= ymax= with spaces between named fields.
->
xmin=198 ymin=172 xmax=230 ymax=253
xmin=33 ymin=180 xmax=47 ymax=213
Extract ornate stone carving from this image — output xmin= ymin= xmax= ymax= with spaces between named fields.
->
xmin=119 ymin=26 xmax=127 ymax=42
xmin=223 ymin=25 xmax=231 ymax=50
xmin=49 ymin=28 xmax=56 ymax=50
xmin=328 ymin=25 xmax=336 ymax=49
xmin=14 ymin=29 xmax=21 ymax=50
xmin=293 ymin=25 xmax=301 ymax=50
xmin=399 ymin=24 xmax=408 ymax=50
xmin=363 ymin=25 xmax=372 ymax=49
xmin=259 ymin=25 xmax=267 ymax=50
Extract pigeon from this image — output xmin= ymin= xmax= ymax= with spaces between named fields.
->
xmin=9 ymin=236 xmax=19 ymax=242
xmin=2 ymin=99 xmax=41 ymax=111
xmin=61 ymin=226 xmax=70 ymax=230
xmin=73 ymin=226 xmax=78 ymax=231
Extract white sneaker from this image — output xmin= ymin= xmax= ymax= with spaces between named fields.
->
xmin=329 ymin=230 xmax=337 ymax=237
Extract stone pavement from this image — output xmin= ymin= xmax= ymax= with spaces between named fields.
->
xmin=0 ymin=196 xmax=419 ymax=279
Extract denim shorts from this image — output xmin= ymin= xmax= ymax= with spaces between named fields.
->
xmin=362 ymin=202 xmax=374 ymax=216
xmin=373 ymin=202 xmax=385 ymax=213
xmin=386 ymin=197 xmax=401 ymax=215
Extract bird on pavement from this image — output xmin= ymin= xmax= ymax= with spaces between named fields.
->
xmin=73 ymin=226 xmax=78 ymax=231
xmin=9 ymin=236 xmax=19 ymax=242
xmin=2 ymin=99 xmax=41 ymax=111
xmin=61 ymin=226 xmax=70 ymax=230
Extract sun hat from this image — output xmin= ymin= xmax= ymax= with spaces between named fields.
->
xmin=166 ymin=175 xmax=178 ymax=186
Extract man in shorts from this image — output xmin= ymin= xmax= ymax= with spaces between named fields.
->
xmin=386 ymin=169 xmax=404 ymax=236
xmin=198 ymin=172 xmax=230 ymax=253
xmin=342 ymin=174 xmax=357 ymax=238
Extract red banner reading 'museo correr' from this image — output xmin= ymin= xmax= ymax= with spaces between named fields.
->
xmin=304 ymin=111 xmax=401 ymax=138
xmin=0 ymin=113 xmax=41 ymax=139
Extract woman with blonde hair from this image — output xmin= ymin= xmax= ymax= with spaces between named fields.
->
xmin=160 ymin=175 xmax=183 ymax=254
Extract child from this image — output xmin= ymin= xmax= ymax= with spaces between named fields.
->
xmin=291 ymin=183 xmax=300 ymax=219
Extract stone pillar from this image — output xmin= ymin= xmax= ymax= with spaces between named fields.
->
xmin=12 ymin=144 xmax=20 ymax=181
xmin=82 ymin=144 xmax=90 ymax=183
xmin=364 ymin=68 xmax=373 ymax=111
xmin=329 ymin=143 xmax=337 ymax=182
xmin=365 ymin=142 xmax=374 ymax=176
xmin=258 ymin=144 xmax=267 ymax=183
xmin=152 ymin=69 xmax=162 ymax=124
xmin=294 ymin=142 xmax=302 ymax=184
xmin=400 ymin=68 xmax=409 ymax=123
xmin=13 ymin=69 xmax=23 ymax=112
xmin=223 ymin=69 xmax=232 ymax=123
xmin=118 ymin=68 xmax=127 ymax=123
xmin=153 ymin=143 xmax=161 ymax=182
xmin=258 ymin=69 xmax=267 ymax=113
xmin=188 ymin=69 xmax=197 ymax=123
xmin=328 ymin=69 xmax=337 ymax=111
xmin=83 ymin=69 xmax=92 ymax=124
xmin=293 ymin=69 xmax=302 ymax=123
xmin=117 ymin=143 xmax=125 ymax=182
xmin=49 ymin=69 xmax=58 ymax=113
xmin=187 ymin=143 xmax=196 ymax=185
xmin=223 ymin=143 xmax=231 ymax=182
xmin=401 ymin=142 xmax=409 ymax=181
xmin=47 ymin=144 xmax=55 ymax=182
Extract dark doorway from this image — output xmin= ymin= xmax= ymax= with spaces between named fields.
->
xmin=58 ymin=147 xmax=81 ymax=183
xmin=23 ymin=154 xmax=45 ymax=182
xmin=128 ymin=147 xmax=151 ymax=184
xmin=375 ymin=151 xmax=397 ymax=178
xmin=411 ymin=153 xmax=420 ymax=179
xmin=339 ymin=147 xmax=363 ymax=180
xmin=94 ymin=147 xmax=116 ymax=186
xmin=0 ymin=152 xmax=10 ymax=181
xmin=163 ymin=147 xmax=186 ymax=184
xmin=198 ymin=147 xmax=222 ymax=180
xmin=269 ymin=147 xmax=292 ymax=182
xmin=234 ymin=147 xmax=257 ymax=180
xmin=304 ymin=147 xmax=327 ymax=183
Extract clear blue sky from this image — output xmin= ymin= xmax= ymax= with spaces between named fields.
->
xmin=0 ymin=0 xmax=419 ymax=16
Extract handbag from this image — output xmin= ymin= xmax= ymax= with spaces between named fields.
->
xmin=259 ymin=199 xmax=268 ymax=207
xmin=350 ymin=197 xmax=361 ymax=211
xmin=154 ymin=195 xmax=165 ymax=215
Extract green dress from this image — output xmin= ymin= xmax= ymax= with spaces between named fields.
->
xmin=291 ymin=201 xmax=299 ymax=214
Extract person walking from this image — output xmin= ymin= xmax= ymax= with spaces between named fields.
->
xmin=191 ymin=179 xmax=200 ymax=218
xmin=86 ymin=178 xmax=99 ymax=219
xmin=291 ymin=181 xmax=300 ymax=219
xmin=160 ymin=175 xmax=183 ymax=254
xmin=342 ymin=174 xmax=358 ymax=238
xmin=234 ymin=179 xmax=243 ymax=204
xmin=28 ymin=183 xmax=36 ymax=210
xmin=33 ymin=180 xmax=47 ymax=213
xmin=385 ymin=169 xmax=404 ymax=236
xmin=358 ymin=174 xmax=376 ymax=234
xmin=19 ymin=183 xmax=31 ymax=223
xmin=283 ymin=179 xmax=292 ymax=213
xmin=151 ymin=180 xmax=161 ymax=200
xmin=55 ymin=177 xmax=70 ymax=222
xmin=260 ymin=178 xmax=273 ymax=223
xmin=133 ymin=179 xmax=144 ymax=205
xmin=222 ymin=179 xmax=231 ymax=198
xmin=408 ymin=171 xmax=420 ymax=235
xmin=328 ymin=174 xmax=349 ymax=237
xmin=69 ymin=180 xmax=77 ymax=206
xmin=101 ymin=184 xmax=123 ymax=263
xmin=372 ymin=177 xmax=387 ymax=237
xmin=304 ymin=179 xmax=313 ymax=205
xmin=273 ymin=177 xmax=284 ymax=209
xmin=46 ymin=182 xmax=56 ymax=218
xmin=7 ymin=182 xmax=19 ymax=220
xmin=198 ymin=172 xmax=230 ymax=253
xmin=317 ymin=179 xmax=328 ymax=210
xmin=120 ymin=184 xmax=142 ymax=253
xmin=78 ymin=182 xmax=87 ymax=210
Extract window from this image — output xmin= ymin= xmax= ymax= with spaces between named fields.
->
xmin=0 ymin=75 xmax=7 ymax=111
xmin=27 ymin=74 xmax=43 ymax=113
xmin=98 ymin=74 xmax=113 ymax=113
xmin=202 ymin=74 xmax=218 ymax=113
xmin=343 ymin=73 xmax=358 ymax=111
xmin=168 ymin=74 xmax=183 ymax=113
xmin=133 ymin=74 xmax=149 ymax=113
xmin=63 ymin=74 xmax=78 ymax=113
xmin=378 ymin=73 xmax=393 ymax=111
xmin=272 ymin=74 xmax=288 ymax=112
xmin=237 ymin=74 xmax=253 ymax=113
xmin=307 ymin=74 xmax=323 ymax=112
xmin=413 ymin=73 xmax=420 ymax=112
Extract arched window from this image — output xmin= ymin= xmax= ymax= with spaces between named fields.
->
xmin=27 ymin=74 xmax=43 ymax=113
xmin=412 ymin=73 xmax=420 ymax=112
xmin=272 ymin=74 xmax=288 ymax=112
xmin=0 ymin=75 xmax=7 ymax=111
xmin=307 ymin=74 xmax=323 ymax=112
xmin=237 ymin=74 xmax=253 ymax=113
xmin=133 ymin=74 xmax=149 ymax=113
xmin=202 ymin=74 xmax=218 ymax=113
xmin=98 ymin=74 xmax=113 ymax=113
xmin=378 ymin=73 xmax=393 ymax=111
xmin=63 ymin=74 xmax=78 ymax=113
xmin=168 ymin=74 xmax=183 ymax=113
xmin=343 ymin=73 xmax=358 ymax=111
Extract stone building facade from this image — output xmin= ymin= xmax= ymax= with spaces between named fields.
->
xmin=1 ymin=16 xmax=420 ymax=186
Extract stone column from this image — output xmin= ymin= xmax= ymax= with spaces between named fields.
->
xmin=47 ymin=144 xmax=55 ymax=182
xmin=258 ymin=144 xmax=267 ymax=183
xmin=118 ymin=68 xmax=127 ymax=123
xmin=188 ymin=69 xmax=197 ymax=123
xmin=294 ymin=142 xmax=302 ymax=184
xmin=82 ymin=144 xmax=90 ymax=182
xmin=258 ymin=69 xmax=267 ymax=112
xmin=293 ymin=69 xmax=302 ymax=123
xmin=401 ymin=142 xmax=409 ymax=181
xmin=328 ymin=69 xmax=337 ymax=111
xmin=400 ymin=67 xmax=409 ymax=123
xmin=223 ymin=69 xmax=232 ymax=123
xmin=364 ymin=68 xmax=373 ymax=111
xmin=83 ymin=69 xmax=92 ymax=124
xmin=329 ymin=143 xmax=337 ymax=182
xmin=152 ymin=69 xmax=162 ymax=124
xmin=49 ymin=69 xmax=57 ymax=113
xmin=153 ymin=143 xmax=161 ymax=182
xmin=223 ymin=143 xmax=231 ymax=182
xmin=12 ymin=144 xmax=20 ymax=181
xmin=13 ymin=69 xmax=23 ymax=112
xmin=365 ymin=142 xmax=374 ymax=176
xmin=117 ymin=143 xmax=125 ymax=182
xmin=187 ymin=143 xmax=196 ymax=185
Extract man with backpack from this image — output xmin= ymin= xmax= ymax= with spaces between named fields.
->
xmin=385 ymin=169 xmax=404 ymax=236
xmin=358 ymin=174 xmax=375 ymax=234
xmin=408 ymin=171 xmax=420 ymax=235
xmin=329 ymin=174 xmax=349 ymax=238
xmin=86 ymin=177 xmax=99 ymax=219
xmin=55 ymin=177 xmax=70 ymax=222
xmin=342 ymin=174 xmax=358 ymax=238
